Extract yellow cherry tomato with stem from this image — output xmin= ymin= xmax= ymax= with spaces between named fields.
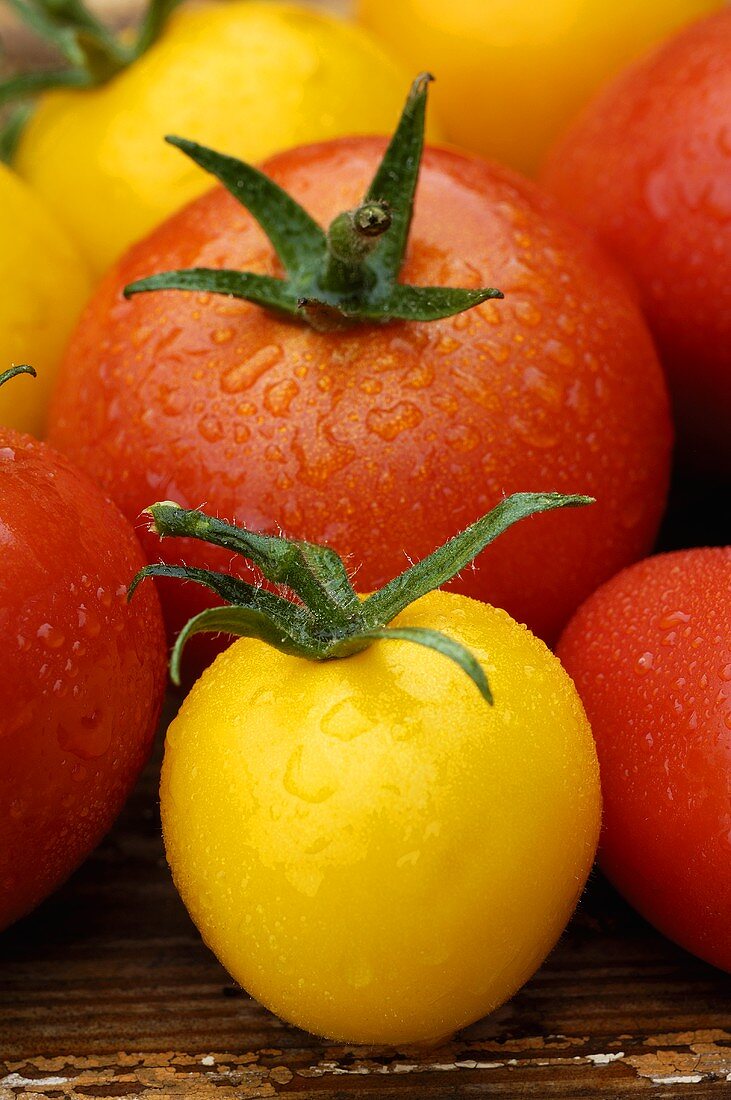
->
xmin=357 ymin=0 xmax=723 ymax=176
xmin=0 ymin=163 xmax=90 ymax=434
xmin=5 ymin=0 xmax=424 ymax=275
xmin=133 ymin=493 xmax=601 ymax=1044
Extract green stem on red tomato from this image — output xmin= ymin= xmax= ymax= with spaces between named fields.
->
xmin=123 ymin=74 xmax=504 ymax=330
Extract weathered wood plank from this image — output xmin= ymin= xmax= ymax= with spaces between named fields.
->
xmin=1 ymin=725 xmax=729 ymax=1098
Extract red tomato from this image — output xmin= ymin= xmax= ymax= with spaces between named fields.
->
xmin=49 ymin=138 xmax=671 ymax=669
xmin=542 ymin=10 xmax=731 ymax=471
xmin=557 ymin=548 xmax=731 ymax=972
xmin=0 ymin=378 xmax=166 ymax=930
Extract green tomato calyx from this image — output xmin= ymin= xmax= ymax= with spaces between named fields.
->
xmin=0 ymin=0 xmax=182 ymax=160
xmin=130 ymin=492 xmax=594 ymax=701
xmin=122 ymin=74 xmax=504 ymax=330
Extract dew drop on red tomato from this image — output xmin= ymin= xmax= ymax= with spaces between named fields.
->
xmin=220 ymin=344 xmax=283 ymax=394
xmin=198 ymin=415 xmax=224 ymax=444
xmin=57 ymin=708 xmax=111 ymax=761
xmin=264 ymin=378 xmax=299 ymax=417
xmin=635 ymin=651 xmax=655 ymax=675
xmin=37 ymin=623 xmax=65 ymax=649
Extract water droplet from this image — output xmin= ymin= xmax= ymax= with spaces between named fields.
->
xmin=523 ymin=366 xmax=562 ymax=409
xmin=659 ymin=610 xmax=691 ymax=629
xmin=37 ymin=623 xmax=65 ymax=649
xmin=403 ymin=362 xmax=435 ymax=390
xmin=635 ymin=652 xmax=655 ymax=675
xmin=359 ymin=377 xmax=382 ymax=395
xmin=486 ymin=343 xmax=510 ymax=364
xmin=321 ymin=698 xmax=372 ymax=742
xmin=264 ymin=378 xmax=299 ymax=417
xmin=514 ymin=301 xmax=542 ymax=327
xmin=445 ymin=423 xmax=480 ymax=453
xmin=0 ymin=447 xmax=15 ymax=464
xmin=283 ymin=744 xmax=337 ymax=804
xmin=396 ymin=850 xmax=421 ymax=868
xmin=220 ymin=344 xmax=283 ymax=394
xmin=78 ymin=608 xmax=101 ymax=638
xmin=366 ymin=401 xmax=423 ymax=442
xmin=198 ymin=415 xmax=224 ymax=443
xmin=477 ymin=300 xmax=502 ymax=326
xmin=545 ymin=339 xmax=575 ymax=369
xmin=58 ymin=709 xmax=111 ymax=760
xmin=211 ymin=327 xmax=233 ymax=345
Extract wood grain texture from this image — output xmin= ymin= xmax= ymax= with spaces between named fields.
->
xmin=1 ymin=720 xmax=729 ymax=1100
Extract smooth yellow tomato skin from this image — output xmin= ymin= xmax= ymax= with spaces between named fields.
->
xmin=0 ymin=163 xmax=90 ymax=435
xmin=357 ymin=0 xmax=723 ymax=176
xmin=162 ymin=590 xmax=600 ymax=1044
xmin=14 ymin=2 xmax=423 ymax=276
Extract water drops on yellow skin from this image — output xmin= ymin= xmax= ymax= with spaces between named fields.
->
xmin=161 ymin=590 xmax=600 ymax=1044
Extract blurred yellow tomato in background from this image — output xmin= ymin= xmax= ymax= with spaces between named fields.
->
xmin=14 ymin=2 xmax=424 ymax=276
xmin=0 ymin=164 xmax=90 ymax=435
xmin=357 ymin=0 xmax=723 ymax=175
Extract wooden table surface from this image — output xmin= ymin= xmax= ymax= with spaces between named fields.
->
xmin=1 ymin=718 xmax=730 ymax=1100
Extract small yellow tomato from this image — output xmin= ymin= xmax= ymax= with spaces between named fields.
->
xmin=162 ymin=589 xmax=600 ymax=1044
xmin=357 ymin=0 xmax=723 ymax=176
xmin=14 ymin=2 xmax=423 ymax=276
xmin=0 ymin=163 xmax=90 ymax=435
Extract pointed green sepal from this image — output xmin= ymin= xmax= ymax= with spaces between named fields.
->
xmin=352 ymin=283 xmax=504 ymax=323
xmin=144 ymin=502 xmax=364 ymax=629
xmin=343 ymin=626 xmax=493 ymax=703
xmin=0 ymin=68 xmax=91 ymax=110
xmin=164 ymin=136 xmax=327 ymax=278
xmin=130 ymin=492 xmax=594 ymax=701
xmin=123 ymin=74 xmax=505 ymax=330
xmin=123 ymin=269 xmax=301 ymax=317
xmin=361 ymin=492 xmax=594 ymax=630
xmin=363 ymin=72 xmax=432 ymax=286
xmin=169 ymin=606 xmax=318 ymax=686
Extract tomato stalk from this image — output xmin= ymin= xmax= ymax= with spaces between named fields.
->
xmin=0 ymin=0 xmax=182 ymax=158
xmin=130 ymin=492 xmax=593 ymax=699
xmin=123 ymin=74 xmax=504 ymax=330
xmin=0 ymin=364 xmax=36 ymax=389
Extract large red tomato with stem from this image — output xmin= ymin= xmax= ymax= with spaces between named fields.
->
xmin=542 ymin=9 xmax=731 ymax=472
xmin=49 ymin=77 xmax=672 ymax=671
xmin=0 ymin=367 xmax=166 ymax=931
xmin=558 ymin=548 xmax=731 ymax=972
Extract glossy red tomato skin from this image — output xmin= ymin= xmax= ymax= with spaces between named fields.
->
xmin=49 ymin=138 xmax=671 ymax=662
xmin=542 ymin=10 xmax=731 ymax=471
xmin=558 ymin=549 xmax=731 ymax=971
xmin=0 ymin=429 xmax=166 ymax=931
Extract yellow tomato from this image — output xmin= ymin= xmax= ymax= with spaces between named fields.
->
xmin=357 ymin=0 xmax=723 ymax=176
xmin=162 ymin=589 xmax=600 ymax=1044
xmin=14 ymin=2 xmax=423 ymax=276
xmin=0 ymin=163 xmax=90 ymax=435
